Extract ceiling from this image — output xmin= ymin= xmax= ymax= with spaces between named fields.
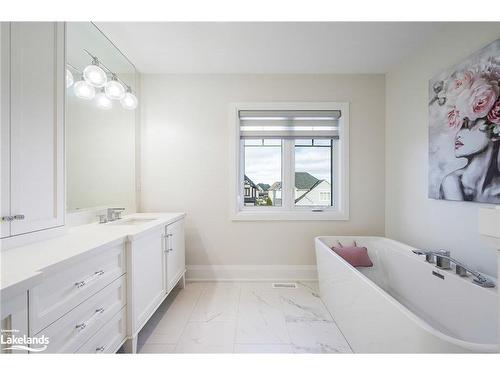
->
xmin=96 ymin=22 xmax=444 ymax=74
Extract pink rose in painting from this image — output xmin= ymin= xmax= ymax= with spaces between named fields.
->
xmin=455 ymin=78 xmax=499 ymax=121
xmin=447 ymin=70 xmax=475 ymax=99
xmin=487 ymin=98 xmax=500 ymax=124
xmin=447 ymin=106 xmax=463 ymax=129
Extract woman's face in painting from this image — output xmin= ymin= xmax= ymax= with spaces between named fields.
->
xmin=454 ymin=120 xmax=490 ymax=158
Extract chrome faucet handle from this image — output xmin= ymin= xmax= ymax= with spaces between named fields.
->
xmin=412 ymin=249 xmax=435 ymax=263
xmin=97 ymin=214 xmax=107 ymax=224
xmin=106 ymin=207 xmax=125 ymax=221
xmin=425 ymin=254 xmax=435 ymax=263
xmin=435 ymin=250 xmax=451 ymax=270
xmin=455 ymin=264 xmax=468 ymax=277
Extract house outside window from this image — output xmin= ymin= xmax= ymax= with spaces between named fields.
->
xmin=230 ymin=102 xmax=349 ymax=221
xmin=319 ymin=191 xmax=331 ymax=202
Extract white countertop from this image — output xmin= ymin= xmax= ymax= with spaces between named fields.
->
xmin=0 ymin=212 xmax=185 ymax=298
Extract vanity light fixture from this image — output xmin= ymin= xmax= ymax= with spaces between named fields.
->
xmin=95 ymin=89 xmax=113 ymax=110
xmin=66 ymin=69 xmax=74 ymax=88
xmin=73 ymin=79 xmax=96 ymax=100
xmin=68 ymin=50 xmax=137 ymax=110
xmin=83 ymin=56 xmax=108 ymax=88
xmin=105 ymin=74 xmax=126 ymax=100
xmin=120 ymin=86 xmax=138 ymax=110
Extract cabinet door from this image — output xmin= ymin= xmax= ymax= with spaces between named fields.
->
xmin=9 ymin=22 xmax=65 ymax=236
xmin=129 ymin=227 xmax=165 ymax=333
xmin=1 ymin=292 xmax=29 ymax=354
xmin=165 ymin=219 xmax=185 ymax=292
xmin=1 ymin=24 xmax=11 ymax=238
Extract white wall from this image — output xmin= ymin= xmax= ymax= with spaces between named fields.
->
xmin=141 ymin=74 xmax=385 ymax=268
xmin=386 ymin=23 xmax=500 ymax=277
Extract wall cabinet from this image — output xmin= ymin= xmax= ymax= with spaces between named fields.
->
xmin=1 ymin=22 xmax=65 ymax=239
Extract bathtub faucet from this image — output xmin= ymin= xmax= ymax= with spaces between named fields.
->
xmin=412 ymin=249 xmax=496 ymax=288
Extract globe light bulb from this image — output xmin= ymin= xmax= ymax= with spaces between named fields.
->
xmin=73 ymin=80 xmax=96 ymax=100
xmin=120 ymin=92 xmax=138 ymax=110
xmin=95 ymin=92 xmax=113 ymax=110
xmin=66 ymin=69 xmax=74 ymax=88
xmin=104 ymin=78 xmax=125 ymax=100
xmin=83 ymin=62 xmax=107 ymax=87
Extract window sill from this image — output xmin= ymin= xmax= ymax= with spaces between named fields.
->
xmin=231 ymin=210 xmax=349 ymax=221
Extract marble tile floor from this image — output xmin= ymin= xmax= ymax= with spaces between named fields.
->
xmin=137 ymin=281 xmax=353 ymax=354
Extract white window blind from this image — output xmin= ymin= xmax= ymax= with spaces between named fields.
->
xmin=239 ymin=110 xmax=341 ymax=139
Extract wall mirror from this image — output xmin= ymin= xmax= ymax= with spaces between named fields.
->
xmin=66 ymin=22 xmax=138 ymax=213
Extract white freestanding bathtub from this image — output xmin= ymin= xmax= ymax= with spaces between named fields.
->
xmin=315 ymin=236 xmax=498 ymax=353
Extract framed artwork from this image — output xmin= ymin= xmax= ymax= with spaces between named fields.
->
xmin=429 ymin=38 xmax=500 ymax=204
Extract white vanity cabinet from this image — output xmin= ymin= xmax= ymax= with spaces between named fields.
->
xmin=0 ymin=292 xmax=29 ymax=354
xmin=27 ymin=241 xmax=127 ymax=354
xmin=164 ymin=218 xmax=186 ymax=292
xmin=29 ymin=242 xmax=126 ymax=335
xmin=1 ymin=213 xmax=186 ymax=354
xmin=126 ymin=226 xmax=166 ymax=348
xmin=0 ymin=22 xmax=65 ymax=239
xmin=125 ymin=216 xmax=186 ymax=353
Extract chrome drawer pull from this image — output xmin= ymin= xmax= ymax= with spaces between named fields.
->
xmin=95 ymin=346 xmax=105 ymax=352
xmin=75 ymin=322 xmax=87 ymax=331
xmin=168 ymin=234 xmax=173 ymax=253
xmin=1 ymin=214 xmax=25 ymax=222
xmin=75 ymin=307 xmax=105 ymax=332
xmin=74 ymin=270 xmax=105 ymax=289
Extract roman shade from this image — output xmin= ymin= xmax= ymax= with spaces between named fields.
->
xmin=239 ymin=110 xmax=341 ymax=139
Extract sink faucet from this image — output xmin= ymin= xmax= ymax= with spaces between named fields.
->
xmin=106 ymin=208 xmax=125 ymax=222
xmin=412 ymin=249 xmax=496 ymax=288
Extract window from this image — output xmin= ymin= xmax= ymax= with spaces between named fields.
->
xmin=231 ymin=103 xmax=349 ymax=220
xmin=294 ymin=139 xmax=333 ymax=207
xmin=244 ymin=139 xmax=282 ymax=206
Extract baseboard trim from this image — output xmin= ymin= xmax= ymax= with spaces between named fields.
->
xmin=186 ymin=265 xmax=317 ymax=281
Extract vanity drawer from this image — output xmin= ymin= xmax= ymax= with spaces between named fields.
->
xmin=30 ymin=243 xmax=126 ymax=334
xmin=76 ymin=307 xmax=126 ymax=354
xmin=35 ymin=275 xmax=126 ymax=353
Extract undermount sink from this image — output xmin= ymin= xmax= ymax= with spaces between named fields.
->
xmin=109 ymin=218 xmax=158 ymax=225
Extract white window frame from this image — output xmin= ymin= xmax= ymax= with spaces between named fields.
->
xmin=229 ymin=102 xmax=350 ymax=221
